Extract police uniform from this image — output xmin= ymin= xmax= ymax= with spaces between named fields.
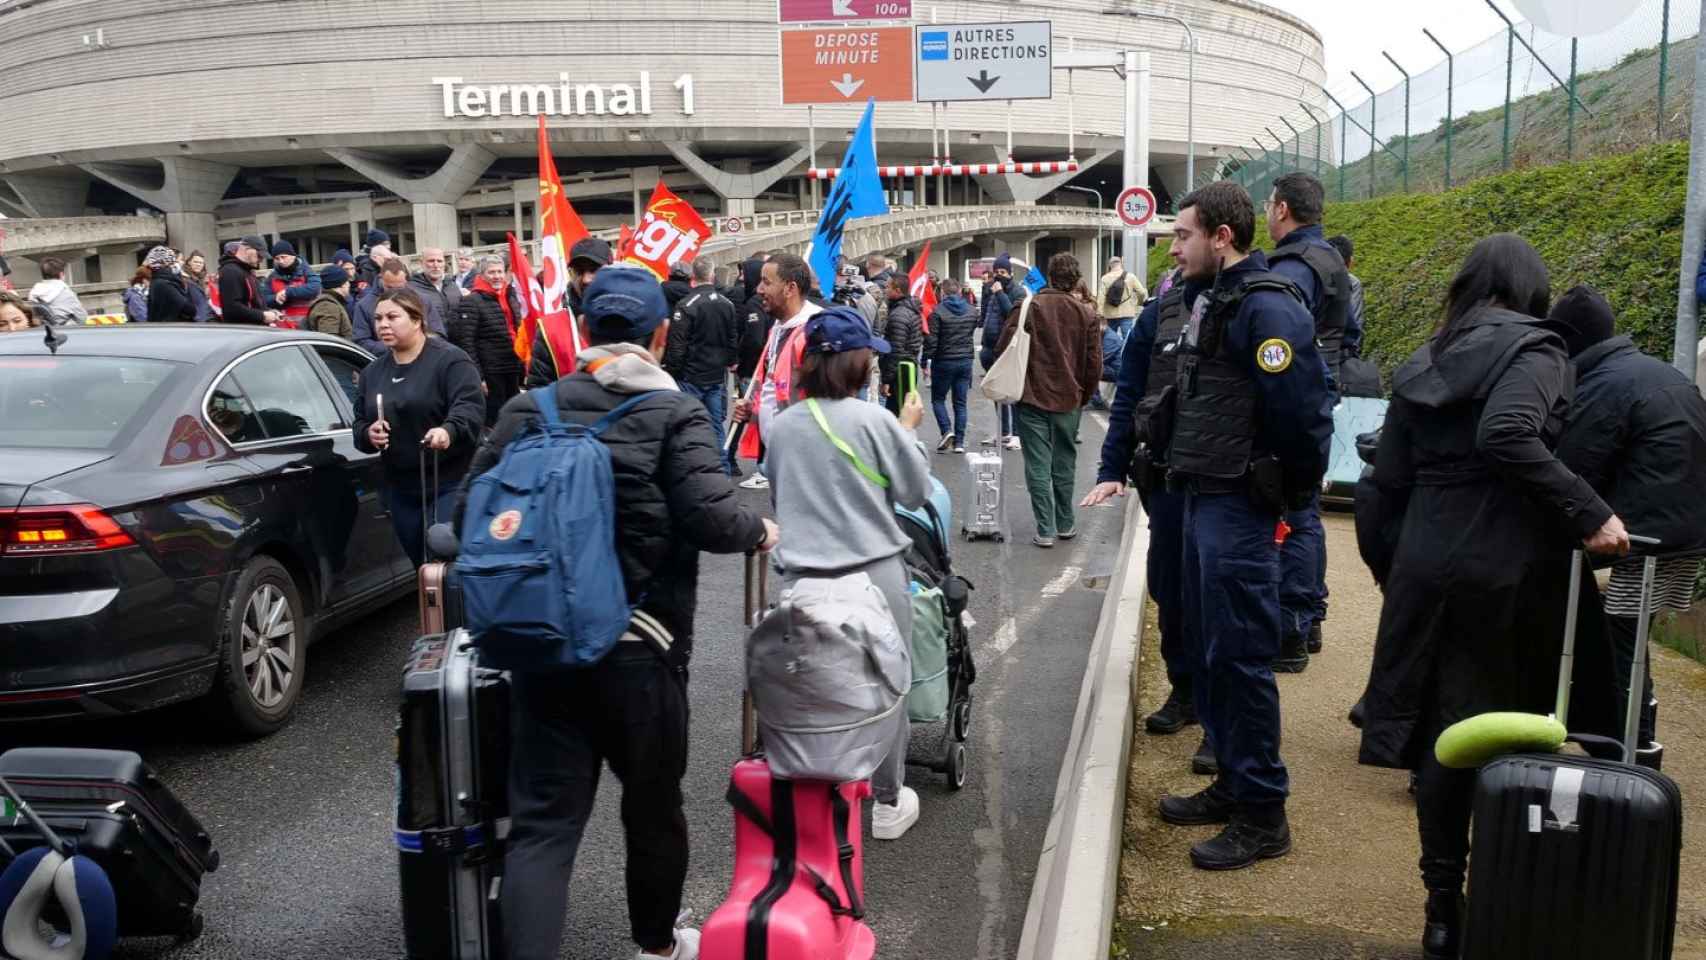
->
xmin=1163 ymin=250 xmax=1333 ymax=865
xmin=1268 ymin=224 xmax=1351 ymax=664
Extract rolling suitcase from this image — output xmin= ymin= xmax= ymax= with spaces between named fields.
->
xmin=417 ymin=449 xmax=464 ymax=637
xmin=396 ymin=630 xmax=509 ymax=960
xmin=701 ymin=554 xmax=877 ymax=960
xmin=961 ymin=451 xmax=1005 ymax=542
xmin=1462 ymin=545 xmax=1682 ymax=960
xmin=0 ymin=748 xmax=218 ymax=939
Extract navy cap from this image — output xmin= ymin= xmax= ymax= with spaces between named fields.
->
xmin=238 ymin=235 xmax=267 ymax=254
xmin=332 ymin=249 xmax=356 ymax=266
xmin=804 ymin=306 xmax=889 ymax=356
xmin=365 ymin=228 xmax=390 ymax=248
xmin=321 ymin=265 xmax=351 ymax=289
xmin=993 ymin=253 xmax=1012 ymax=272
xmin=271 ymin=239 xmax=296 ymax=257
xmin=583 ymin=264 xmax=667 ymax=340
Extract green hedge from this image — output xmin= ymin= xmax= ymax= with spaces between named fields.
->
xmin=1148 ymin=142 xmax=1690 ymax=378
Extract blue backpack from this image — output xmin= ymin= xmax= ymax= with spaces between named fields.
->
xmin=457 ymin=384 xmax=663 ymax=670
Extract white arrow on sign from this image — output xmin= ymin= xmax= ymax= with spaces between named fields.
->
xmin=832 ymin=0 xmax=856 ymax=14
xmin=830 ymin=73 xmax=865 ymax=98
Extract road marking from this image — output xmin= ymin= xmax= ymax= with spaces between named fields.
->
xmin=1089 ymin=410 xmax=1109 ymax=431
xmin=989 ymin=617 xmax=1017 ymax=655
xmin=1040 ymin=564 xmax=1083 ymax=598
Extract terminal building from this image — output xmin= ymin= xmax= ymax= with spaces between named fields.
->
xmin=0 ymin=0 xmax=1325 ymax=291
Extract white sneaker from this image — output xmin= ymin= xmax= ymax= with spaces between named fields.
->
xmin=739 ymin=473 xmax=769 ymax=490
xmin=1003 ymin=436 xmax=1021 ymax=451
xmin=871 ymin=786 xmax=920 ymax=840
xmin=980 ymin=435 xmax=1000 ymax=446
xmin=638 ymin=913 xmax=700 ymax=959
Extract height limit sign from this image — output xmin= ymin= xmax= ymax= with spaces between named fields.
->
xmin=1118 ymin=186 xmax=1157 ymax=229
xmin=915 ymin=20 xmax=1051 ymax=102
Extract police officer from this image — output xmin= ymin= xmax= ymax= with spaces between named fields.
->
xmin=1264 ymin=172 xmax=1349 ymax=671
xmin=1154 ymin=181 xmax=1334 ymax=870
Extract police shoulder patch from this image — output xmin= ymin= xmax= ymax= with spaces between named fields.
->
xmin=1256 ymin=338 xmax=1293 ymax=373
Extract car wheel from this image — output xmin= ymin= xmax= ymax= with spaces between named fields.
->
xmin=212 ymin=556 xmax=305 ymax=737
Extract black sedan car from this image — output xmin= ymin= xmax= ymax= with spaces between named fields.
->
xmin=0 ymin=324 xmax=415 ymax=735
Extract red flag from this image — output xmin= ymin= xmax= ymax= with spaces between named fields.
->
xmin=616 ymin=223 xmax=636 ymax=261
xmin=623 ymin=182 xmax=711 ymax=280
xmin=536 ymin=115 xmax=589 ymax=356
xmin=506 ymin=233 xmax=545 ymax=364
xmin=908 ymin=242 xmax=938 ymax=335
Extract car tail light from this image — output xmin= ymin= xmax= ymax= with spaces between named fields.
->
xmin=0 ymin=505 xmax=135 ymax=556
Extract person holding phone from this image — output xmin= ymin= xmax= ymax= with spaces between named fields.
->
xmin=352 ymin=288 xmax=485 ymax=566
xmin=880 ymin=274 xmax=924 ymax=418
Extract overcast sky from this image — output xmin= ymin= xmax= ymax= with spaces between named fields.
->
xmin=1270 ymin=0 xmax=1523 ymax=102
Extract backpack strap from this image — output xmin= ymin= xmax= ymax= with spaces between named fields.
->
xmin=532 ymin=381 xmax=561 ymax=426
xmin=806 ymin=398 xmax=890 ymax=488
xmin=588 ymin=390 xmax=667 ymax=437
xmin=829 ymin=787 xmax=866 ymax=919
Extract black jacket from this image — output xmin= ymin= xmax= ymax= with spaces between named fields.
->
xmin=666 ymin=287 xmax=740 ymax=388
xmin=409 ymin=273 xmax=462 ymax=325
xmin=146 ymin=271 xmax=196 ymax=323
xmin=880 ymin=296 xmax=923 ymax=382
xmin=736 ymin=259 xmax=774 ymax=380
xmin=523 ymin=284 xmax=586 ymax=388
xmin=922 ymin=294 xmax=977 ymax=364
xmin=662 ymin=278 xmax=693 ymax=313
xmin=452 ymin=285 xmax=526 ymax=384
xmin=216 ymin=255 xmax=268 ymax=325
xmin=1556 ymin=336 xmax=1706 ymax=554
xmin=455 ymin=375 xmax=767 ymax=653
xmin=1358 ymin=307 xmax=1618 ymax=769
xmin=351 ymin=337 xmax=487 ymax=485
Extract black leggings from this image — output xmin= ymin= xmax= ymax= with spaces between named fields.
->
xmin=1415 ymin=742 xmax=1477 ymax=893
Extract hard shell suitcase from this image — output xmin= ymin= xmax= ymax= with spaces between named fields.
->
xmin=961 ymin=451 xmax=1005 ymax=542
xmin=701 ymin=554 xmax=878 ymax=960
xmin=0 ymin=748 xmax=218 ymax=939
xmin=395 ymin=630 xmax=510 ymax=960
xmin=417 ymin=448 xmax=464 ymax=638
xmin=1463 ymin=546 xmax=1683 ymax=960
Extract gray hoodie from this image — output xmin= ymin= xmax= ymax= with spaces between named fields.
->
xmin=28 ymin=279 xmax=87 ymax=325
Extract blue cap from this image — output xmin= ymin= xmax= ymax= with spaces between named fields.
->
xmin=583 ymin=264 xmax=668 ymax=341
xmin=332 ymin=249 xmax=355 ymax=265
xmin=804 ymin=306 xmax=889 ymax=356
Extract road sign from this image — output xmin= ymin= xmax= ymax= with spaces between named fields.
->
xmin=724 ymin=216 xmax=744 ymax=234
xmin=779 ymin=0 xmax=911 ymax=23
xmin=914 ymin=20 xmax=1052 ymax=102
xmin=781 ymin=27 xmax=915 ymax=104
xmin=1117 ymin=186 xmax=1157 ymax=228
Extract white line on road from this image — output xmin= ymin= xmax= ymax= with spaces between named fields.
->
xmin=1088 ymin=411 xmax=1109 ymax=431
xmin=989 ymin=617 xmax=1018 ymax=656
xmin=1040 ymin=564 xmax=1083 ymax=598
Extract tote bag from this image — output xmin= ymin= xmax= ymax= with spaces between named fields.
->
xmin=979 ymin=294 xmax=1032 ymax=404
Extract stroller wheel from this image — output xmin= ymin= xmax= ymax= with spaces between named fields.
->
xmin=953 ymin=699 xmax=972 ymax=741
xmin=947 ymin=742 xmax=968 ymax=790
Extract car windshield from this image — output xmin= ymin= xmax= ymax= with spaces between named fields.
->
xmin=0 ymin=355 xmax=184 ymax=450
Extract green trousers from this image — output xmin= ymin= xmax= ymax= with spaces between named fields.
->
xmin=1014 ymin=403 xmax=1082 ymax=538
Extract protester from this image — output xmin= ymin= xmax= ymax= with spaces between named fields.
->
xmin=880 ymin=274 xmax=924 ymax=416
xmin=118 ymin=265 xmax=151 ymax=323
xmin=1327 ymin=234 xmax=1366 ymax=359
xmin=524 ymin=236 xmax=614 ymax=388
xmin=1357 ymin=235 xmax=1629 ymax=959
xmin=456 ymin=263 xmax=774 ymax=960
xmin=922 ymin=276 xmax=977 ymax=453
xmin=764 ymin=305 xmax=931 ymax=840
xmin=731 ymin=253 xmax=823 ymax=491
xmin=261 ymin=240 xmax=321 ymax=327
xmin=666 ymin=259 xmax=741 ymax=475
xmin=409 ymin=246 xmax=463 ymax=322
xmin=979 ymin=254 xmax=1022 ymax=449
xmin=144 ymin=247 xmax=196 ymax=323
xmin=354 ymin=258 xmax=444 ymax=354
xmin=994 ymin=252 xmax=1101 ymax=547
xmin=1098 ymin=256 xmax=1145 ymax=338
xmin=26 ymin=257 xmax=88 ymax=325
xmin=836 ymin=262 xmax=880 ymax=330
xmin=333 ymin=249 xmax=364 ymax=298
xmin=1551 ymin=284 xmax=1706 ymax=768
xmin=354 ymin=229 xmax=392 ymax=293
xmin=451 ymin=256 xmax=527 ymax=425
xmin=217 ymin=235 xmax=281 ymax=326
xmin=864 ymin=254 xmax=894 ymax=290
xmin=351 ymin=288 xmax=484 ymax=567
xmin=662 ymin=261 xmax=693 ymax=313
xmin=454 ymin=248 xmax=478 ymax=290
xmin=735 ymin=256 xmax=775 ymax=392
xmin=307 ymin=266 xmax=355 ymax=340
xmin=0 ymin=290 xmax=39 ymax=331
xmin=182 ymin=250 xmax=214 ymax=321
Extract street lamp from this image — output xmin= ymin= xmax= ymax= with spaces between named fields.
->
xmin=1101 ymin=8 xmax=1198 ymax=192
xmin=1060 ymin=184 xmax=1106 ymax=275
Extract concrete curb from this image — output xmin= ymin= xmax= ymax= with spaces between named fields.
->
xmin=1015 ymin=494 xmax=1149 ymax=960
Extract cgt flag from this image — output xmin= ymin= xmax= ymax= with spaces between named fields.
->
xmin=506 ymin=233 xmax=546 ymax=364
xmin=623 ymin=182 xmax=711 ymax=279
xmin=907 ymin=240 xmax=937 ymax=335
xmin=535 ymin=114 xmax=591 ymax=357
xmin=806 ymin=98 xmax=887 ymax=298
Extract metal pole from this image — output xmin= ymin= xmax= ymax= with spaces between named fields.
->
xmin=1351 ymin=71 xmax=1377 ymax=198
xmin=931 ymin=102 xmax=939 ymax=163
xmin=1673 ymin=0 xmax=1706 ymax=380
xmin=1281 ymin=117 xmax=1305 ymax=177
xmin=1102 ymin=10 xmax=1196 ymax=199
xmin=1299 ymin=102 xmax=1326 ymax=180
xmin=1123 ymin=51 xmax=1152 ymax=281
xmin=1006 ymin=99 xmax=1014 ymax=161
xmin=1660 ymin=0 xmax=1672 ymax=140
xmin=1383 ymin=51 xmax=1411 ymax=193
xmin=1324 ymin=91 xmax=1350 ymax=200
xmin=1265 ymin=126 xmax=1288 ymax=171
xmin=1503 ymin=25 xmax=1514 ymax=170
xmin=1062 ymin=185 xmax=1104 ymax=278
xmin=1568 ymin=38 xmax=1578 ymax=158
xmin=808 ymin=104 xmax=819 ymax=209
xmin=1425 ymin=29 xmax=1454 ymax=189
xmin=1068 ymin=69 xmax=1077 ymax=161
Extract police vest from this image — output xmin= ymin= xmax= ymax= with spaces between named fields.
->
xmin=1168 ymin=271 xmax=1304 ymax=481
xmin=1144 ymin=285 xmax=1190 ymax=403
xmin=1270 ymin=240 xmax=1350 ymax=383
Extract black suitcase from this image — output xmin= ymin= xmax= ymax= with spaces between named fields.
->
xmin=0 ymin=748 xmax=218 ymax=939
xmin=396 ymin=629 xmax=509 ymax=960
xmin=1463 ymin=547 xmax=1683 ymax=960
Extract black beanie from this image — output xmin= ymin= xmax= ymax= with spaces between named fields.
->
xmin=1547 ymin=284 xmax=1616 ymax=357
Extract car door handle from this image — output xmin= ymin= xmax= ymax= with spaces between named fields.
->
xmin=281 ymin=464 xmax=314 ymax=476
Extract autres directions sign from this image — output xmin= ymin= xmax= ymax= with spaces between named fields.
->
xmin=914 ymin=21 xmax=1052 ymax=102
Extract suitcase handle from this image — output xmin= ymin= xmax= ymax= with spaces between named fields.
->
xmin=1555 ymin=535 xmax=1662 ymax=764
xmin=742 ymin=552 xmax=769 ymax=757
xmin=0 ymin=774 xmax=70 ymax=858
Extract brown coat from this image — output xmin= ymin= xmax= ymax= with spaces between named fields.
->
xmin=994 ymin=287 xmax=1102 ymax=413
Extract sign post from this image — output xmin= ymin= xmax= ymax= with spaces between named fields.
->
xmin=1122 ymin=51 xmax=1151 ymax=283
xmin=913 ymin=21 xmax=1052 ymax=102
xmin=1115 ymin=186 xmax=1156 ymax=230
xmin=780 ymin=26 xmax=915 ymax=104
xmin=778 ymin=0 xmax=912 ymax=22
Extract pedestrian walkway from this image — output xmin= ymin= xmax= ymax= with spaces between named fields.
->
xmin=1115 ymin=514 xmax=1706 ymax=959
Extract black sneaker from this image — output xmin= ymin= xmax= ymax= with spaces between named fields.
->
xmin=1191 ymin=734 xmax=1218 ymax=776
xmin=1306 ymin=622 xmax=1323 ymax=654
xmin=1422 ymin=889 xmax=1463 ymax=960
xmin=1144 ymin=690 xmax=1198 ymax=735
xmin=1158 ymin=785 xmax=1235 ymax=826
xmin=1272 ymin=636 xmax=1309 ymax=674
xmin=1189 ymin=814 xmax=1292 ymax=870
xmin=1347 ymin=696 xmax=1366 ymax=729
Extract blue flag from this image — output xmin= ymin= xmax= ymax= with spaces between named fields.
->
xmin=1023 ymin=264 xmax=1046 ymax=295
xmin=807 ymin=99 xmax=888 ymax=298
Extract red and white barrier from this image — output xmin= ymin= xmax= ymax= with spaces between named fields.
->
xmin=807 ymin=160 xmax=1079 ymax=180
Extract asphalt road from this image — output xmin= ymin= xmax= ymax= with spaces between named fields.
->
xmin=6 ymin=394 xmax=1126 ymax=960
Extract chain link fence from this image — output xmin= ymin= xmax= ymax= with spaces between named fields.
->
xmin=1219 ymin=0 xmax=1698 ymax=203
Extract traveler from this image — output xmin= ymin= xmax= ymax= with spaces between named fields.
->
xmin=182 ymin=250 xmax=214 ymax=321
xmin=1088 ymin=314 xmax=1125 ymax=410
xmin=1358 ymin=235 xmax=1629 ymax=959
xmin=353 ymin=229 xmax=392 ymax=294
xmin=307 ymin=266 xmax=355 ymax=340
xmin=26 ymin=257 xmax=87 ymax=325
xmin=1099 ymin=256 xmax=1146 ymax=338
xmin=350 ymin=288 xmax=485 ymax=567
xmin=979 ymin=253 xmax=1023 ymax=449
xmin=409 ymin=246 xmax=463 ymax=322
xmin=121 ymin=266 xmax=151 ymax=324
xmin=0 ymin=290 xmax=40 ymax=331
xmin=1326 ymin=234 xmax=1366 ymax=360
xmin=993 ymin=252 xmax=1102 ymax=547
xmin=217 ymin=235 xmax=282 ymax=326
xmin=354 ymin=258 xmax=445 ymax=354
xmin=1265 ymin=172 xmax=1347 ymax=672
xmin=880 ymin=274 xmax=924 ymax=417
xmin=524 ymin=236 xmax=614 ymax=388
xmin=1552 ymin=284 xmax=1706 ymax=768
xmin=665 ymin=258 xmax=741 ymax=475
xmin=456 ymin=263 xmax=775 ymax=960
xmin=264 ymin=240 xmax=322 ymax=327
xmin=763 ymin=304 xmax=931 ymax=840
xmin=922 ymin=276 xmax=977 ymax=453
xmin=1152 ymin=181 xmax=1334 ymax=871
xmin=451 ymin=255 xmax=527 ymax=425
xmin=144 ymin=247 xmax=196 ymax=323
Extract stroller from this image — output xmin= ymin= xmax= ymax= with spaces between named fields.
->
xmin=893 ymin=476 xmax=978 ymax=789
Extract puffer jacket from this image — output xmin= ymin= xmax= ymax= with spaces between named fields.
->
xmin=456 ymin=348 xmax=768 ymax=655
xmin=452 ymin=282 xmax=525 ymax=384
xmin=922 ymin=294 xmax=977 ymax=364
xmin=306 ymin=291 xmax=353 ymax=340
xmin=880 ymin=295 xmax=923 ymax=383
xmin=146 ymin=271 xmax=196 ymax=323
